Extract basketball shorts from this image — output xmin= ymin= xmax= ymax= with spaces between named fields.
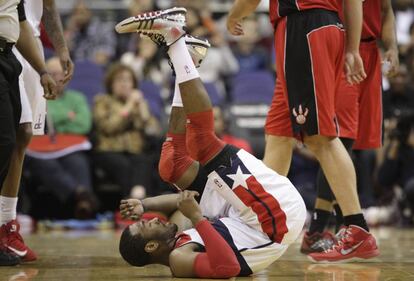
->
xmin=13 ymin=37 xmax=46 ymax=135
xmin=335 ymin=40 xmax=382 ymax=149
xmin=199 ymin=146 xmax=306 ymax=245
xmin=265 ymin=9 xmax=345 ymax=138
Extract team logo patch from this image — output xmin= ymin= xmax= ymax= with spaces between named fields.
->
xmin=292 ymin=105 xmax=309 ymax=125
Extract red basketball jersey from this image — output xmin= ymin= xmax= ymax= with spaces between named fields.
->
xmin=361 ymin=0 xmax=382 ymax=39
xmin=338 ymin=0 xmax=382 ymax=39
xmin=269 ymin=0 xmax=340 ymax=25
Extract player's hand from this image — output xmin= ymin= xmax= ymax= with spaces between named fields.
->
xmin=40 ymin=73 xmax=58 ymax=100
xmin=177 ymin=190 xmax=202 ymax=223
xmin=120 ymin=199 xmax=144 ymax=220
xmin=226 ymin=17 xmax=244 ymax=36
xmin=344 ymin=51 xmax=367 ymax=84
xmin=383 ymin=48 xmax=399 ymax=77
xmin=59 ymin=50 xmax=74 ymax=85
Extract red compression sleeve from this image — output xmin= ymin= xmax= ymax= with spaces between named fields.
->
xmin=159 ymin=133 xmax=195 ymax=184
xmin=193 ymin=219 xmax=240 ymax=278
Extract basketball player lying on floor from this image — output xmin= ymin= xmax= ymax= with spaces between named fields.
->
xmin=116 ymin=7 xmax=306 ymax=278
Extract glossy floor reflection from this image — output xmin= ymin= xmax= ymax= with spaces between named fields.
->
xmin=0 ymin=227 xmax=413 ymax=281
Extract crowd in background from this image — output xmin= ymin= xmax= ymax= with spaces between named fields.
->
xmin=18 ymin=0 xmax=414 ymax=228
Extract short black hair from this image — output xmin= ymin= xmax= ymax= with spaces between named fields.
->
xmin=119 ymin=226 xmax=150 ymax=266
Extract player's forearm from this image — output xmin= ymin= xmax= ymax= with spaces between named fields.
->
xmin=343 ymin=0 xmax=363 ymax=52
xmin=142 ymin=194 xmax=181 ymax=217
xmin=193 ymin=219 xmax=240 ymax=278
xmin=228 ymin=0 xmax=260 ymax=22
xmin=381 ymin=0 xmax=398 ymax=52
xmin=16 ymin=21 xmax=48 ymax=75
xmin=43 ymin=0 xmax=69 ymax=55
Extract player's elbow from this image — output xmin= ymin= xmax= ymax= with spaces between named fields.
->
xmin=213 ymin=264 xmax=241 ymax=278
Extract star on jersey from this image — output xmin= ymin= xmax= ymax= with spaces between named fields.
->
xmin=227 ymin=166 xmax=252 ymax=190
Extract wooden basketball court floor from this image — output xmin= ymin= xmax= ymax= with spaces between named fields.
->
xmin=0 ymin=227 xmax=413 ymax=281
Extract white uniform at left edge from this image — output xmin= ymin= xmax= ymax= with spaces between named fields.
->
xmin=12 ymin=0 xmax=46 ymax=135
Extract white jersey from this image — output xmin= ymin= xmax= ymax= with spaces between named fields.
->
xmin=175 ymin=217 xmax=288 ymax=276
xmin=199 ymin=147 xmax=306 ymax=245
xmin=24 ymin=0 xmax=42 ymax=37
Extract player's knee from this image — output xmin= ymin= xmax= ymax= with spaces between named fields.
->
xmin=158 ymin=141 xmax=194 ymax=184
xmin=304 ymin=135 xmax=334 ymax=154
xmin=158 ymin=142 xmax=176 ymax=183
xmin=16 ymin=123 xmax=33 ymax=149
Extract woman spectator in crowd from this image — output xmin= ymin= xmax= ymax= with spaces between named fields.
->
xmin=25 ymin=57 xmax=96 ymax=219
xmin=92 ymin=63 xmax=161 ymax=200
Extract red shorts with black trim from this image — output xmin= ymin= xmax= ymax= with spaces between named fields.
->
xmin=265 ymin=9 xmax=345 ymax=138
xmin=335 ymin=41 xmax=382 ymax=149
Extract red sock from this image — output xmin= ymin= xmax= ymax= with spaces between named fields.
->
xmin=158 ymin=133 xmax=195 ymax=184
xmin=186 ymin=110 xmax=225 ymax=165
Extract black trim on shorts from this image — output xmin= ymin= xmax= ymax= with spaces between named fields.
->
xmin=212 ymin=220 xmax=253 ymax=277
xmin=204 ymin=145 xmax=240 ymax=175
xmin=187 ymin=166 xmax=208 ymax=202
xmin=285 ymin=9 xmax=343 ymax=135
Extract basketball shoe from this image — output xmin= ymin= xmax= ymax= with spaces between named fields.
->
xmin=300 ymin=231 xmax=336 ymax=254
xmin=0 ymin=246 xmax=19 ymax=266
xmin=115 ymin=7 xmax=187 ymax=46
xmin=308 ymin=225 xmax=379 ymax=263
xmin=0 ymin=220 xmax=37 ymax=262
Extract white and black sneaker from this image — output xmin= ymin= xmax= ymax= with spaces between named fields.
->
xmin=115 ymin=7 xmax=187 ymax=46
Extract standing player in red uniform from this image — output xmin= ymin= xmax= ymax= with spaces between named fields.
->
xmin=301 ymin=0 xmax=399 ymax=260
xmin=227 ymin=0 xmax=379 ymax=262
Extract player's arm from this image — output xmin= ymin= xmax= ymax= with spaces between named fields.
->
xmin=120 ymin=194 xmax=181 ymax=220
xmin=227 ymin=0 xmax=261 ymax=35
xmin=342 ymin=0 xmax=367 ymax=84
xmin=381 ymin=0 xmax=399 ymax=76
xmin=43 ymin=0 xmax=74 ymax=84
xmin=169 ymin=191 xmax=241 ymax=278
xmin=16 ymin=3 xmax=57 ymax=99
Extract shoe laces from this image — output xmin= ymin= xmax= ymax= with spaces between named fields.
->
xmin=324 ymin=228 xmax=353 ymax=253
xmin=7 ymin=228 xmax=24 ymax=246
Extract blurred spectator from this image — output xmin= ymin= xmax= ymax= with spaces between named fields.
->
xmin=92 ymin=63 xmax=162 ymax=199
xmin=232 ymin=16 xmax=270 ymax=73
xmin=65 ymin=1 xmax=116 ymax=65
xmin=394 ymin=0 xmax=414 ymax=55
xmin=383 ymin=64 xmax=414 ymax=119
xmin=120 ymin=37 xmax=170 ymax=87
xmin=25 ymin=57 xmax=96 ymax=219
xmin=288 ymin=144 xmax=319 ymax=210
xmin=128 ymin=0 xmax=157 ymax=15
xmin=378 ymin=114 xmax=414 ymax=225
xmin=213 ymin=106 xmax=252 ymax=153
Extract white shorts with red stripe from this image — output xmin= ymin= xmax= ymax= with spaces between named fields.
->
xmin=199 ymin=149 xmax=306 ymax=245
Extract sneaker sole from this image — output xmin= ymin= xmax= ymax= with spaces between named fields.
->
xmin=115 ymin=7 xmax=187 ymax=34
xmin=307 ymin=249 xmax=380 ymax=264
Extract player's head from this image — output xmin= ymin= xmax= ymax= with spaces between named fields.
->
xmin=119 ymin=218 xmax=178 ymax=266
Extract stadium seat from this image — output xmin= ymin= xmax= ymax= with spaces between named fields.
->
xmin=204 ymin=82 xmax=224 ymax=106
xmin=230 ymin=71 xmax=275 ymax=104
xmin=139 ymin=80 xmax=164 ymax=120
xmin=227 ymin=103 xmax=270 ymax=158
xmin=67 ymin=60 xmax=105 ymax=106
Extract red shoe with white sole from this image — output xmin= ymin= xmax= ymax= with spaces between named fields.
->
xmin=308 ymin=225 xmax=379 ymax=263
xmin=0 ymin=220 xmax=37 ymax=262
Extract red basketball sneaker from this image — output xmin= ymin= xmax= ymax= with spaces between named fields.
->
xmin=300 ymin=231 xmax=336 ymax=254
xmin=0 ymin=220 xmax=37 ymax=262
xmin=308 ymin=225 xmax=379 ymax=263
